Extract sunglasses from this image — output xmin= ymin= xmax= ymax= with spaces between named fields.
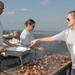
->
xmin=30 ymin=23 xmax=35 ymax=28
xmin=32 ymin=25 xmax=35 ymax=28
xmin=67 ymin=18 xmax=70 ymax=22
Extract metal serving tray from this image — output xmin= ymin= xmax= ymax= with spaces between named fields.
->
xmin=5 ymin=47 xmax=31 ymax=56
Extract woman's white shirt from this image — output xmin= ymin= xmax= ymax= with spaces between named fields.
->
xmin=20 ymin=29 xmax=35 ymax=47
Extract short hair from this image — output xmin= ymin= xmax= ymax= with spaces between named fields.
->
xmin=24 ymin=19 xmax=35 ymax=26
xmin=68 ymin=10 xmax=75 ymax=19
xmin=0 ymin=1 xmax=4 ymax=6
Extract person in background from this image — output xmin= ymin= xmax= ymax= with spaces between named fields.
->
xmin=0 ymin=1 xmax=17 ymax=56
xmin=20 ymin=19 xmax=44 ymax=51
xmin=16 ymin=19 xmax=44 ymax=64
xmin=30 ymin=10 xmax=75 ymax=75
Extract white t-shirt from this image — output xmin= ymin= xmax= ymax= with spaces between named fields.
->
xmin=53 ymin=28 xmax=75 ymax=69
xmin=20 ymin=29 xmax=35 ymax=47
xmin=0 ymin=20 xmax=3 ymax=46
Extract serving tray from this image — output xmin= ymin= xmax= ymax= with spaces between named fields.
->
xmin=6 ymin=47 xmax=31 ymax=56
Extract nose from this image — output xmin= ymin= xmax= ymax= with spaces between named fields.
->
xmin=66 ymin=19 xmax=69 ymax=23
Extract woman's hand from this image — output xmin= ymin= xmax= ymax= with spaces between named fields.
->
xmin=30 ymin=39 xmax=38 ymax=47
xmin=0 ymin=46 xmax=6 ymax=52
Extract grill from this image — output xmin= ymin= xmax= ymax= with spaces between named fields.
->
xmin=1 ymin=54 xmax=72 ymax=75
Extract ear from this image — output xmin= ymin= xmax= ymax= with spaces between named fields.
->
xmin=27 ymin=24 xmax=30 ymax=26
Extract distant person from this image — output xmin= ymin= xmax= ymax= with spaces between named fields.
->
xmin=20 ymin=19 xmax=44 ymax=51
xmin=0 ymin=1 xmax=17 ymax=56
xmin=30 ymin=10 xmax=75 ymax=75
xmin=16 ymin=19 xmax=44 ymax=64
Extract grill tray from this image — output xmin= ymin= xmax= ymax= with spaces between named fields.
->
xmin=5 ymin=47 xmax=31 ymax=56
xmin=3 ymin=54 xmax=72 ymax=75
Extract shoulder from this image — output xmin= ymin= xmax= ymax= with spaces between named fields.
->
xmin=64 ymin=28 xmax=71 ymax=35
xmin=65 ymin=28 xmax=70 ymax=32
xmin=20 ymin=29 xmax=28 ymax=37
xmin=21 ymin=30 xmax=29 ymax=34
xmin=59 ymin=28 xmax=70 ymax=34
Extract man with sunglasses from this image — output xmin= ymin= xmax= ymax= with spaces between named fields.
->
xmin=30 ymin=10 xmax=75 ymax=75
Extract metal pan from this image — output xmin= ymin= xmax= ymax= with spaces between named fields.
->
xmin=5 ymin=47 xmax=31 ymax=56
xmin=3 ymin=54 xmax=72 ymax=75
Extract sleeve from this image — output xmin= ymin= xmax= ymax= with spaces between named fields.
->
xmin=24 ymin=34 xmax=30 ymax=45
xmin=52 ymin=30 xmax=66 ymax=41
xmin=20 ymin=34 xmax=30 ymax=45
xmin=29 ymin=34 xmax=35 ymax=41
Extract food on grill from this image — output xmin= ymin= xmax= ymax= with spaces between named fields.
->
xmin=17 ymin=54 xmax=71 ymax=75
xmin=17 ymin=64 xmax=25 ymax=74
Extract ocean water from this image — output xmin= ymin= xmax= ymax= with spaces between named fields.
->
xmin=5 ymin=30 xmax=60 ymax=37
xmin=4 ymin=29 xmax=60 ymax=34
xmin=33 ymin=30 xmax=60 ymax=38
xmin=33 ymin=30 xmax=60 ymax=35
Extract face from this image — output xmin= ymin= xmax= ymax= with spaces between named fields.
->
xmin=28 ymin=23 xmax=35 ymax=31
xmin=0 ymin=3 xmax=4 ymax=15
xmin=66 ymin=14 xmax=75 ymax=27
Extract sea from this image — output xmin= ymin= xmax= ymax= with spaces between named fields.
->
xmin=4 ymin=29 xmax=60 ymax=35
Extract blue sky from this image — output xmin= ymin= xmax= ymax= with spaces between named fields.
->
xmin=0 ymin=0 xmax=75 ymax=31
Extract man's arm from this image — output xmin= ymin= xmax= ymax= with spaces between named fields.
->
xmin=3 ymin=38 xmax=17 ymax=47
xmin=0 ymin=46 xmax=6 ymax=52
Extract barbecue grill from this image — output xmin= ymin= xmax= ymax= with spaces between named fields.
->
xmin=1 ymin=54 xmax=72 ymax=75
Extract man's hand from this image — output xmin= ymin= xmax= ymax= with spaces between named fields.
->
xmin=0 ymin=46 xmax=6 ymax=52
xmin=10 ymin=44 xmax=17 ymax=47
xmin=3 ymin=38 xmax=17 ymax=47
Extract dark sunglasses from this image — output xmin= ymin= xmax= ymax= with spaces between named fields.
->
xmin=30 ymin=23 xmax=35 ymax=28
xmin=67 ymin=18 xmax=70 ymax=21
xmin=32 ymin=25 xmax=35 ymax=28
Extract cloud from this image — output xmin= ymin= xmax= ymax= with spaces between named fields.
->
xmin=6 ymin=11 xmax=15 ymax=16
xmin=40 ymin=0 xmax=50 ymax=5
xmin=21 ymin=8 xmax=29 ymax=12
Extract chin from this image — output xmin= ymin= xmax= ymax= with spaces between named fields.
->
xmin=68 ymin=25 xmax=70 ymax=27
xmin=68 ymin=24 xmax=71 ymax=27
